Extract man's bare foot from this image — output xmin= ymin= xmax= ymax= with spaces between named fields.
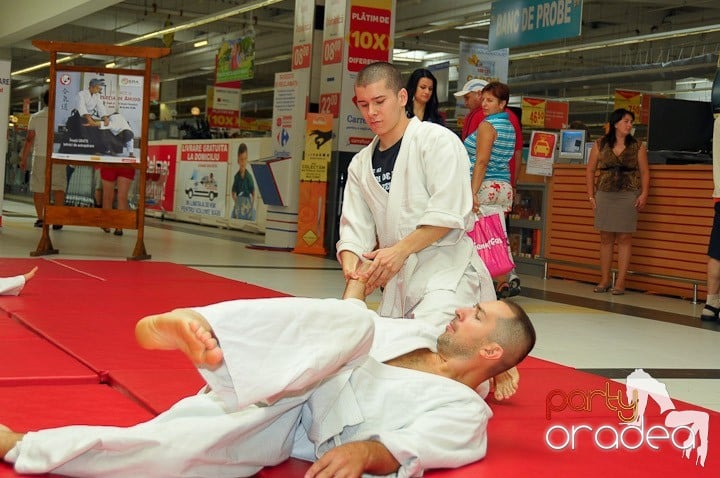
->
xmin=0 ymin=424 xmax=23 ymax=459
xmin=135 ymin=309 xmax=224 ymax=367
xmin=23 ymin=266 xmax=38 ymax=283
xmin=491 ymin=366 xmax=520 ymax=401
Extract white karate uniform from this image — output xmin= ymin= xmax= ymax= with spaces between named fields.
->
xmin=76 ymin=90 xmax=109 ymax=119
xmin=6 ymin=297 xmax=491 ymax=477
xmin=0 ymin=275 xmax=25 ymax=296
xmin=337 ymin=117 xmax=495 ymax=328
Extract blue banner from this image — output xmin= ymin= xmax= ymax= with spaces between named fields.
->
xmin=489 ymin=0 xmax=583 ymax=50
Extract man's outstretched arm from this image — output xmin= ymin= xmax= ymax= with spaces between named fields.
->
xmin=304 ymin=440 xmax=400 ymax=478
xmin=342 ymin=260 xmax=373 ymax=301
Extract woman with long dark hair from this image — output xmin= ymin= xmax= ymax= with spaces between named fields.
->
xmin=404 ymin=68 xmax=444 ymax=125
xmin=586 ymin=108 xmax=650 ymax=295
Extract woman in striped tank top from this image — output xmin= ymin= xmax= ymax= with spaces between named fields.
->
xmin=463 ymin=81 xmax=517 ymax=295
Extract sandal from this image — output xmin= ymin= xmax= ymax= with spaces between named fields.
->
xmin=101 ymin=227 xmax=111 ymax=233
xmin=611 ymin=288 xmax=625 ymax=296
xmin=113 ymin=229 xmax=123 ymax=236
xmin=496 ymin=282 xmax=510 ymax=299
xmin=700 ymin=304 xmax=720 ymax=322
xmin=508 ymin=276 xmax=521 ymax=297
xmin=593 ymin=285 xmax=611 ymax=293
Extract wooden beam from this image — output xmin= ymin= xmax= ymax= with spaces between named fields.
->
xmin=32 ymin=40 xmax=170 ymax=59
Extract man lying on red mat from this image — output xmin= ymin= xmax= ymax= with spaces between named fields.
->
xmin=0 ymin=263 xmax=535 ymax=478
xmin=0 ymin=267 xmax=37 ymax=296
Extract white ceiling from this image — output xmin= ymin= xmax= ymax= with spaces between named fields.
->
xmin=3 ymin=0 xmax=720 ymax=128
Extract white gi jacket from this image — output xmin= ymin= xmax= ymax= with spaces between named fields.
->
xmin=337 ymin=118 xmax=493 ymax=318
xmin=7 ymin=298 xmax=491 ymax=478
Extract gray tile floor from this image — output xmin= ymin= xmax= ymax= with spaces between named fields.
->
xmin=2 ymin=198 xmax=718 ymax=412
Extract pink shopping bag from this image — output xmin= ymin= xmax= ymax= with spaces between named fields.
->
xmin=467 ymin=213 xmax=515 ymax=277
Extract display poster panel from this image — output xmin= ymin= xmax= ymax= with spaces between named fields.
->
xmin=52 ymin=71 xmax=144 ymax=164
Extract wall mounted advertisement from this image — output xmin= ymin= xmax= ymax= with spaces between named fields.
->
xmin=52 ymin=71 xmax=143 ymax=164
xmin=175 ymin=142 xmax=229 ymax=219
xmin=227 ymin=140 xmax=268 ymax=228
xmin=145 ymin=138 xmax=271 ymax=231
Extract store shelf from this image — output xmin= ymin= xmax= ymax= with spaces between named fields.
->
xmin=509 ymin=183 xmax=547 ymax=277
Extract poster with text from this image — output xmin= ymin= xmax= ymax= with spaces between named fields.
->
xmin=52 ymin=71 xmax=144 ymax=163
xmin=335 ymin=0 xmax=395 ymax=151
xmin=175 ymin=142 xmax=229 ymax=218
xmin=526 ymin=131 xmax=557 ymax=176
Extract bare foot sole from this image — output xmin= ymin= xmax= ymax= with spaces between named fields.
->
xmin=0 ymin=424 xmax=23 ymax=459
xmin=492 ymin=366 xmax=520 ymax=401
xmin=135 ymin=310 xmax=224 ymax=367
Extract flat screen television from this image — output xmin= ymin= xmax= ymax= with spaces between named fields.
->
xmin=647 ymin=97 xmax=713 ymax=155
xmin=558 ymin=129 xmax=586 ymax=162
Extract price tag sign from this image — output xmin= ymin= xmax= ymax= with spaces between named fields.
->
xmin=522 ymin=97 xmax=547 ymax=128
xmin=322 ymin=38 xmax=343 ymax=65
xmin=319 ymin=93 xmax=341 ymax=118
xmin=207 ymin=108 xmax=239 ymax=129
xmin=614 ymin=90 xmax=642 ymax=119
xmin=347 ymin=2 xmax=392 ymax=72
xmin=292 ymin=43 xmax=312 ymax=70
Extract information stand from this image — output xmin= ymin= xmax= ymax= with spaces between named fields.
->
xmin=30 ymin=41 xmax=169 ymax=260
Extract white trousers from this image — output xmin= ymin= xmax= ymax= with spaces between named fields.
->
xmin=6 ymin=297 xmax=377 ymax=477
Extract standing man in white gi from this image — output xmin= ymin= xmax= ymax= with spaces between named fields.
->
xmin=337 ymin=61 xmax=495 ymax=329
xmin=0 ymin=270 xmax=536 ymax=477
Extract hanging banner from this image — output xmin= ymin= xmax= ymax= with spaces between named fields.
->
xmin=457 ymin=41 xmax=509 ymax=87
xmin=215 ymin=33 xmax=256 ymax=83
xmin=456 ymin=41 xmax=509 ymax=128
xmin=292 ymin=0 xmax=315 ymax=70
xmin=318 ymin=0 xmax=347 ymax=149
xmin=347 ymin=0 xmax=393 ymax=72
xmin=336 ymin=0 xmax=395 ymax=151
xmin=489 ymin=0 xmax=583 ymax=50
xmin=527 ymin=130 xmax=557 ymax=176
